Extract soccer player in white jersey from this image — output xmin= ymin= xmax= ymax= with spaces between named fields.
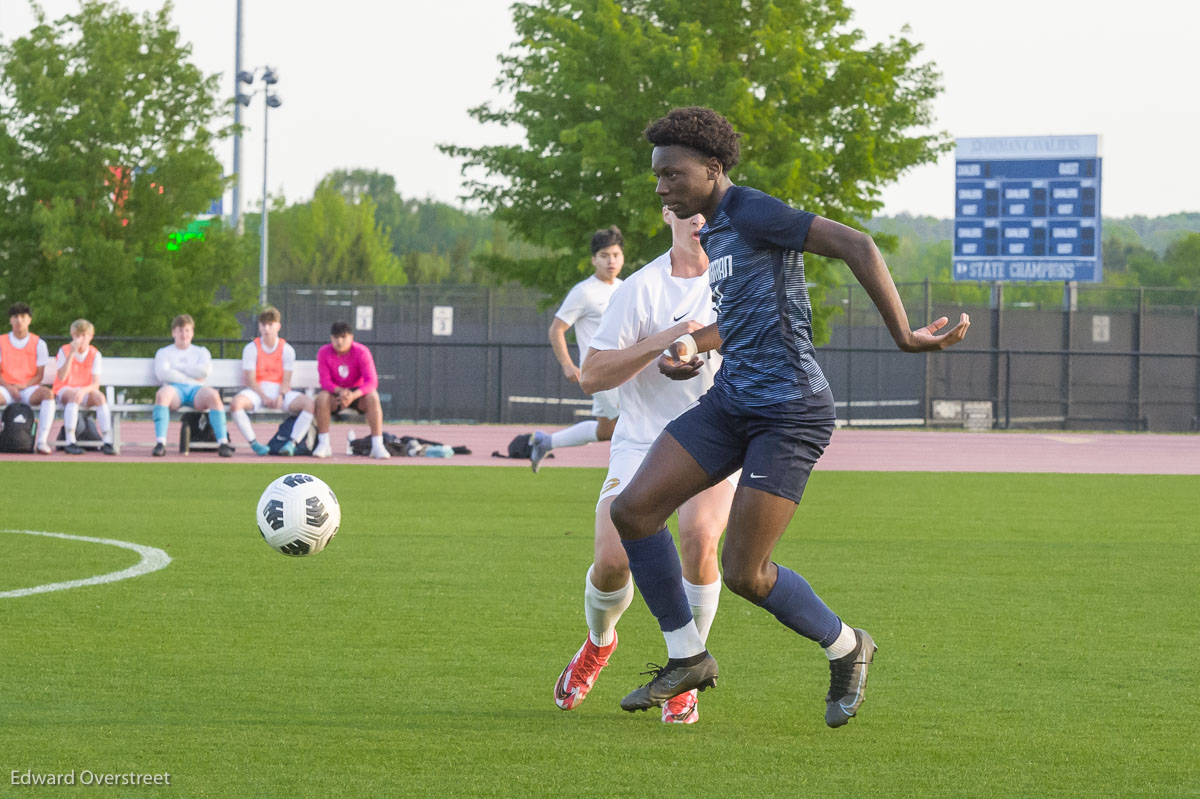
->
xmin=528 ymin=227 xmax=625 ymax=472
xmin=0 ymin=302 xmax=56 ymax=453
xmin=151 ymin=314 xmax=232 ymax=457
xmin=228 ymin=306 xmax=316 ymax=456
xmin=552 ymin=207 xmax=735 ymax=724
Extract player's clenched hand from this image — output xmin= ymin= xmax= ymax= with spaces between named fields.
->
xmin=562 ymin=363 xmax=581 ymax=383
xmin=658 ymin=353 xmax=703 ymax=380
xmin=900 ymin=313 xmax=970 ymax=352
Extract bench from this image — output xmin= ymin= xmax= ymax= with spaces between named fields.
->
xmin=42 ymin=357 xmax=320 ymax=454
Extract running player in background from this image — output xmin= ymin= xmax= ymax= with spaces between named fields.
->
xmin=528 ymin=227 xmax=625 ymax=472
xmin=611 ymin=107 xmax=970 ymax=726
xmin=0 ymin=302 xmax=56 ymax=453
xmin=228 ymin=306 xmax=316 ymax=456
xmin=553 ymin=207 xmax=733 ymax=725
xmin=152 ymin=314 xmax=232 ymax=458
xmin=52 ymin=319 xmax=116 ymax=455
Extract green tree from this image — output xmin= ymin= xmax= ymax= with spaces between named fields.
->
xmin=0 ymin=1 xmax=252 ymax=338
xmin=266 ymin=181 xmax=407 ymax=285
xmin=443 ymin=0 xmax=947 ymax=338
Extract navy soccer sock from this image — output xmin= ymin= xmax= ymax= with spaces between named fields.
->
xmin=757 ymin=564 xmax=842 ymax=647
xmin=620 ymin=528 xmax=694 ymax=633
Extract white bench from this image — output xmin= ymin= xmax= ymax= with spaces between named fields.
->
xmin=43 ymin=357 xmax=319 ymax=454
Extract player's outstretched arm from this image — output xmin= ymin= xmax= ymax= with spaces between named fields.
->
xmin=805 ymin=217 xmax=970 ymax=352
xmin=580 ymin=320 xmax=703 ymax=393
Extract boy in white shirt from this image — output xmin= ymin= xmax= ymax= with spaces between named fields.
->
xmin=529 ymin=227 xmax=625 ymax=472
xmin=52 ymin=319 xmax=116 ymax=455
xmin=552 ymin=208 xmax=734 ymax=724
xmin=151 ymin=314 xmax=232 ymax=457
xmin=0 ymin=302 xmax=56 ymax=453
xmin=228 ymin=306 xmax=316 ymax=456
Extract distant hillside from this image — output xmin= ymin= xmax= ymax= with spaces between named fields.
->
xmin=866 ymin=212 xmax=1200 ymax=256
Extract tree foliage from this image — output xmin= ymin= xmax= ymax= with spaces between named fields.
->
xmin=264 ymin=181 xmax=406 ymax=285
xmin=0 ymin=1 xmax=253 ymax=338
xmin=443 ymin=0 xmax=948 ymax=338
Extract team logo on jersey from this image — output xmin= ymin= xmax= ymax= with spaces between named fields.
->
xmin=338 ymin=364 xmax=349 ymax=378
xmin=709 ymin=254 xmax=733 ymax=282
xmin=602 ymin=477 xmax=621 ymax=493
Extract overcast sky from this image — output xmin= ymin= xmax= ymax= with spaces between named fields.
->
xmin=2 ymin=0 xmax=1197 ymax=219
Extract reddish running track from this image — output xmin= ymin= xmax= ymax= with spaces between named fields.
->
xmin=1 ymin=421 xmax=1196 ymax=474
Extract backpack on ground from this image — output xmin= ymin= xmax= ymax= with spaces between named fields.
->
xmin=268 ymin=414 xmax=315 ymax=456
xmin=179 ymin=411 xmax=217 ymax=453
xmin=0 ymin=402 xmax=36 ymax=453
xmin=348 ymin=431 xmax=466 ymax=457
xmin=491 ymin=432 xmax=548 ymax=461
xmin=55 ymin=413 xmax=102 ymax=445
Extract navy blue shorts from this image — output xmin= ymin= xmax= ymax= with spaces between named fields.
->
xmin=664 ymin=386 xmax=836 ymax=504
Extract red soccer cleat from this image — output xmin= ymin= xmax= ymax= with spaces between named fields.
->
xmin=661 ymin=689 xmax=699 ymax=724
xmin=554 ymin=633 xmax=618 ymax=710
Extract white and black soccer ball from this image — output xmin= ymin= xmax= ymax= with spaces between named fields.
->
xmin=256 ymin=473 xmax=341 ymax=556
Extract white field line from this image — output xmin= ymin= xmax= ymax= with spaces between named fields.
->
xmin=0 ymin=529 xmax=172 ymax=599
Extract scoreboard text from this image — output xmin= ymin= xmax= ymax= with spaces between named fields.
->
xmin=953 ymin=135 xmax=1102 ymax=282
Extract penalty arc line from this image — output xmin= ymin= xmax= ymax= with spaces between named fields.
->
xmin=0 ymin=529 xmax=172 ymax=599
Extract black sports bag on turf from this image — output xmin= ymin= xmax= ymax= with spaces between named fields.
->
xmin=0 ymin=402 xmax=35 ymax=452
xmin=268 ymin=414 xmax=315 ymax=455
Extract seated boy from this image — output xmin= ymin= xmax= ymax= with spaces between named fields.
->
xmin=313 ymin=321 xmax=388 ymax=459
xmin=228 ymin=306 xmax=315 ymax=456
xmin=0 ymin=302 xmax=56 ymax=453
xmin=52 ymin=319 xmax=116 ymax=455
xmin=151 ymin=314 xmax=232 ymax=457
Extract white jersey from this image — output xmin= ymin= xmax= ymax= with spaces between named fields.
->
xmin=1 ymin=331 xmax=50 ymax=367
xmin=589 ymin=250 xmax=719 ymax=453
xmin=555 ymin=274 xmax=623 ymax=365
xmin=153 ymin=343 xmax=212 ymax=386
xmin=240 ymin=339 xmax=297 ymax=383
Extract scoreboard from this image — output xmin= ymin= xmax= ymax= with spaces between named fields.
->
xmin=953 ymin=135 xmax=1102 ymax=282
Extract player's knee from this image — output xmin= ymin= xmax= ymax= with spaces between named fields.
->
xmin=720 ymin=554 xmax=770 ymax=602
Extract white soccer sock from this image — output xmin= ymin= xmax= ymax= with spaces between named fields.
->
xmin=662 ymin=621 xmax=706 ymax=660
xmin=291 ymin=410 xmax=314 ymax=442
xmin=370 ymin=434 xmax=385 ymax=451
xmin=63 ymin=402 xmax=79 ymax=444
xmin=317 ymin=432 xmax=330 ymax=448
xmin=550 ymin=419 xmax=599 ymax=449
xmin=825 ymin=622 xmax=857 ymax=660
xmin=231 ymin=409 xmax=257 ymax=444
xmin=683 ymin=577 xmax=722 ymax=646
xmin=95 ymin=404 xmax=112 ymax=444
xmin=584 ymin=565 xmax=634 ymax=648
xmin=37 ymin=399 xmax=56 ymax=445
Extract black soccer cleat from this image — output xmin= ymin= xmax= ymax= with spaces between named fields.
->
xmin=100 ymin=443 xmax=116 ymax=456
xmin=64 ymin=443 xmax=85 ymax=455
xmin=218 ymin=442 xmax=235 ymax=458
xmin=825 ymin=628 xmax=877 ymax=728
xmin=619 ymin=652 xmax=718 ymax=712
xmin=151 ymin=442 xmax=166 ymax=457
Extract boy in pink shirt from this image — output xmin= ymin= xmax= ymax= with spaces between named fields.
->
xmin=313 ymin=321 xmax=389 ymax=459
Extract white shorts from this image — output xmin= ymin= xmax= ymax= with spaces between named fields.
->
xmin=0 ymin=385 xmax=42 ymax=404
xmin=597 ymin=444 xmax=740 ymax=508
xmin=55 ymin=386 xmax=104 ymax=403
xmin=236 ymin=384 xmax=303 ymax=413
xmin=591 ymin=388 xmax=620 ymax=420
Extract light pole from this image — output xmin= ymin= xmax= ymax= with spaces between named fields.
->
xmin=237 ymin=67 xmax=281 ymax=308
xmin=231 ymin=0 xmax=244 ymax=233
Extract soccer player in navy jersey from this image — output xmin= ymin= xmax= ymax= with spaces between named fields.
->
xmin=610 ymin=106 xmax=970 ymax=727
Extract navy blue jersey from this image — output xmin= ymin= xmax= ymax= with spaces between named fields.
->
xmin=700 ymin=185 xmax=829 ymax=405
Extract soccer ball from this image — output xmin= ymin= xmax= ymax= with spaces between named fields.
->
xmin=256 ymin=473 xmax=341 ymax=556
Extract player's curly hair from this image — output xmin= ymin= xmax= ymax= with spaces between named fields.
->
xmin=643 ymin=107 xmax=741 ymax=171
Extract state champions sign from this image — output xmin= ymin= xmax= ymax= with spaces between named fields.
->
xmin=953 ymin=135 xmax=1102 ymax=282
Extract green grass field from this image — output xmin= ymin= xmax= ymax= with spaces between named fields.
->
xmin=2 ymin=462 xmax=1198 ymax=797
